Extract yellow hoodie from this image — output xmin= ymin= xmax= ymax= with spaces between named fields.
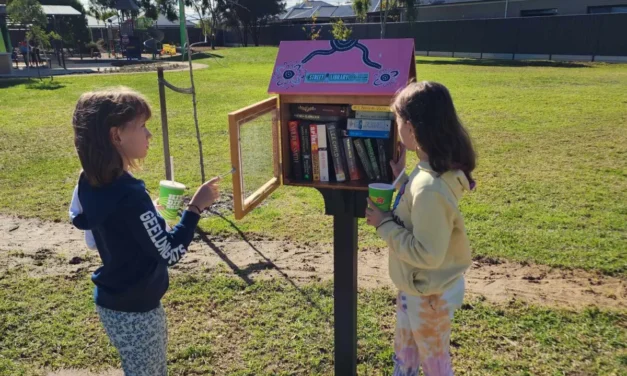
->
xmin=376 ymin=161 xmax=472 ymax=296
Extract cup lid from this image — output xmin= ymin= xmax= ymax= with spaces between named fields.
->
xmin=159 ymin=180 xmax=186 ymax=190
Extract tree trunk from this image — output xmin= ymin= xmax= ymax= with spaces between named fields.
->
xmin=380 ymin=4 xmax=386 ymax=39
xmin=252 ymin=22 xmax=260 ymax=47
xmin=241 ymin=25 xmax=248 ymax=47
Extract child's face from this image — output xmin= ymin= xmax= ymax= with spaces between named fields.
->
xmin=396 ymin=114 xmax=418 ymax=151
xmin=116 ymin=117 xmax=152 ymax=161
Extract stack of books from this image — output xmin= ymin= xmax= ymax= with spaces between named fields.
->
xmin=288 ymin=104 xmax=394 ymax=183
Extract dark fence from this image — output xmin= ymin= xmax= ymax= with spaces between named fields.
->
xmin=224 ymin=13 xmax=627 ymax=57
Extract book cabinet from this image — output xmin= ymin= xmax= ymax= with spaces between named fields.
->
xmin=229 ymin=39 xmax=416 ymax=220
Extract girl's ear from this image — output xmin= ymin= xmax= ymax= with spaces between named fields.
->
xmin=109 ymin=127 xmax=121 ymax=146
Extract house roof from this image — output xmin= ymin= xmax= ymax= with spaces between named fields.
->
xmin=105 ymin=14 xmax=196 ymax=28
xmin=115 ymin=0 xmax=140 ymax=11
xmin=41 ymin=5 xmax=82 ymax=16
xmin=280 ymin=0 xmax=381 ymax=21
xmin=86 ymin=14 xmax=107 ymax=29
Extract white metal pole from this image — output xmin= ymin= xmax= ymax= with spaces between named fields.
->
xmin=504 ymin=0 xmax=509 ymax=18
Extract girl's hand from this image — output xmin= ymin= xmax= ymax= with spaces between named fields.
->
xmin=365 ymin=198 xmax=392 ymax=228
xmin=189 ymin=177 xmax=221 ymax=211
xmin=390 ymin=143 xmax=406 ymax=178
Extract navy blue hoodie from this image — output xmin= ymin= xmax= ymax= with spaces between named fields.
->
xmin=72 ymin=172 xmax=200 ymax=312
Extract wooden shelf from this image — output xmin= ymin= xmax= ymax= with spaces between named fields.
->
xmin=284 ymin=179 xmax=393 ymax=191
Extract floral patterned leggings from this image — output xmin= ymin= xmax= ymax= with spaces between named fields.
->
xmin=393 ymin=278 xmax=465 ymax=376
xmin=96 ymin=304 xmax=168 ymax=376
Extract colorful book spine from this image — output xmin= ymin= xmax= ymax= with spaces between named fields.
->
xmin=346 ymin=130 xmax=390 ymax=139
xmin=351 ymin=105 xmax=392 ymax=112
xmin=343 ymin=138 xmax=361 ymax=181
xmin=347 ymin=118 xmax=392 ymax=132
xmin=310 ymin=124 xmax=320 ymax=182
xmin=288 ymin=121 xmax=303 ymax=180
xmin=299 ymin=123 xmax=312 ymax=181
xmin=317 ymin=124 xmax=330 ymax=182
xmin=353 ymin=139 xmax=375 ymax=180
xmin=364 ymin=139 xmax=381 ymax=181
xmin=376 ymin=138 xmax=389 ymax=181
xmin=326 ymin=123 xmax=346 ymax=182
xmin=355 ymin=111 xmax=394 ymax=120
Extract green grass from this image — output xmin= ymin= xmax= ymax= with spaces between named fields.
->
xmin=0 ymin=271 xmax=625 ymax=376
xmin=0 ymin=49 xmax=626 ymax=275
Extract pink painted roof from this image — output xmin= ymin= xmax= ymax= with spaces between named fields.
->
xmin=268 ymin=39 xmax=416 ymax=96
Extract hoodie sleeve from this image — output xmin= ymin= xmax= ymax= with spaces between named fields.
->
xmin=377 ymin=189 xmax=454 ymax=269
xmin=125 ymin=192 xmax=200 ymax=267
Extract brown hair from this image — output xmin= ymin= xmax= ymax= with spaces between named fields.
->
xmin=72 ymin=87 xmax=152 ymax=187
xmin=392 ymin=81 xmax=476 ymax=187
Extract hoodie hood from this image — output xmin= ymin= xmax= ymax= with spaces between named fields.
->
xmin=72 ymin=172 xmax=144 ymax=230
xmin=417 ymin=161 xmax=472 ymax=201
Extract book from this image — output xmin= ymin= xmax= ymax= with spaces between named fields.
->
xmin=364 ymin=139 xmax=381 ymax=180
xmin=326 ymin=123 xmax=346 ymax=182
xmin=317 ymin=124 xmax=330 ymax=182
xmin=288 ymin=121 xmax=303 ymax=180
xmin=293 ymin=113 xmax=345 ymax=122
xmin=376 ymin=139 xmax=389 ymax=181
xmin=355 ymin=111 xmax=394 ymax=120
xmin=310 ymin=124 xmax=320 ymax=182
xmin=346 ymin=130 xmax=390 ymax=139
xmin=347 ymin=118 xmax=392 ymax=132
xmin=353 ymin=139 xmax=375 ymax=180
xmin=291 ymin=104 xmax=349 ymax=117
xmin=299 ymin=123 xmax=313 ymax=181
xmin=292 ymin=104 xmax=348 ymax=122
xmin=343 ymin=137 xmax=361 ymax=181
xmin=351 ymin=105 xmax=392 ymax=112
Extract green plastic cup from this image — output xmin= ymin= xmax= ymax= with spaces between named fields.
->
xmin=158 ymin=180 xmax=186 ymax=220
xmin=369 ymin=183 xmax=395 ymax=211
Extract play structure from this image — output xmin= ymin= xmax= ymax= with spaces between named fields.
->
xmin=227 ymin=39 xmax=416 ymax=375
xmin=143 ymin=27 xmax=164 ymax=58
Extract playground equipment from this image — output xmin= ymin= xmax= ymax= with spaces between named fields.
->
xmin=144 ymin=27 xmax=165 ymax=59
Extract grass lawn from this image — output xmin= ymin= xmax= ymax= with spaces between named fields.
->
xmin=0 ymin=270 xmax=625 ymax=376
xmin=0 ymin=48 xmax=626 ymax=275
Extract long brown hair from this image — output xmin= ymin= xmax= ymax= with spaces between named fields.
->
xmin=72 ymin=87 xmax=152 ymax=187
xmin=392 ymin=81 xmax=476 ymax=187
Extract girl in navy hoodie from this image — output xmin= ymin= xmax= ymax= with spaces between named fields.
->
xmin=71 ymin=87 xmax=220 ymax=375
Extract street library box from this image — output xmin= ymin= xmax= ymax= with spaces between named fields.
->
xmin=228 ymin=39 xmax=416 ymax=219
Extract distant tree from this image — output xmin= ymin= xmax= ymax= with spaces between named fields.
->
xmin=302 ymin=12 xmax=321 ymax=41
xmin=379 ymin=0 xmax=416 ymax=38
xmin=7 ymin=0 xmax=47 ymax=32
xmin=330 ymin=18 xmax=351 ymax=40
xmin=217 ymin=0 xmax=284 ymax=47
xmin=352 ymin=0 xmax=370 ymax=22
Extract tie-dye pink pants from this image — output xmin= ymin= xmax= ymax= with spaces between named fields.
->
xmin=393 ymin=277 xmax=465 ymax=376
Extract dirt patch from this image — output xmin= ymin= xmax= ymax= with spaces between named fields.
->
xmin=1 ymin=215 xmax=625 ymax=311
xmin=46 ymin=370 xmax=123 ymax=376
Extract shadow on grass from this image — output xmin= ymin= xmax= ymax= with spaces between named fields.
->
xmin=416 ymin=58 xmax=592 ymax=68
xmin=197 ymin=211 xmax=332 ymax=324
xmin=0 ymin=78 xmax=30 ymax=89
xmin=161 ymin=52 xmax=224 ymax=62
xmin=26 ymin=80 xmax=65 ymax=91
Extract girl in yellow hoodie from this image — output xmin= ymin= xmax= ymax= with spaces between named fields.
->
xmin=366 ymin=81 xmax=476 ymax=376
